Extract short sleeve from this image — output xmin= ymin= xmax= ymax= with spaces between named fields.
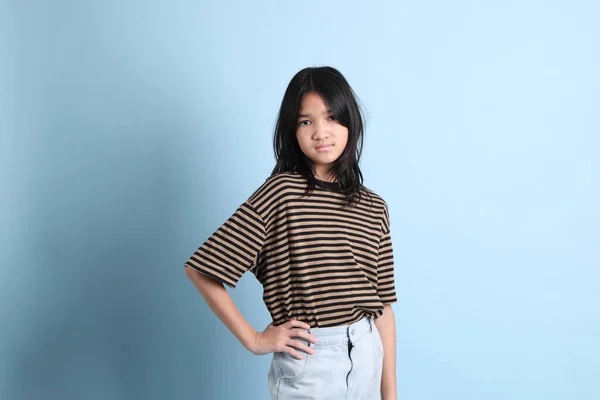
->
xmin=377 ymin=203 xmax=398 ymax=304
xmin=184 ymin=201 xmax=266 ymax=289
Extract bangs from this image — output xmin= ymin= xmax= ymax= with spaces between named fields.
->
xmin=296 ymin=69 xmax=355 ymax=128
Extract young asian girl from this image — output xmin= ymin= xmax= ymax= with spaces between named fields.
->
xmin=184 ymin=66 xmax=398 ymax=400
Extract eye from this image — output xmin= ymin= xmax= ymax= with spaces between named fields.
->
xmin=299 ymin=120 xmax=310 ymax=126
xmin=328 ymin=115 xmax=337 ymax=121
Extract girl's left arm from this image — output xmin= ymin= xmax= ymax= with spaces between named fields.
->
xmin=374 ymin=304 xmax=397 ymax=400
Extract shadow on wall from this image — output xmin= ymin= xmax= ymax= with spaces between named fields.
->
xmin=7 ymin=72 xmax=224 ymax=400
xmin=7 ymin=133 xmax=208 ymax=400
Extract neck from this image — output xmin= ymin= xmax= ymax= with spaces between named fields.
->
xmin=316 ymin=176 xmax=337 ymax=183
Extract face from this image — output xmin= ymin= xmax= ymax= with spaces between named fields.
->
xmin=295 ymin=92 xmax=349 ymax=180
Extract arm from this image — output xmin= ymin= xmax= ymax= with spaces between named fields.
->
xmin=184 ymin=266 xmax=317 ymax=357
xmin=374 ymin=304 xmax=397 ymax=400
xmin=185 ymin=267 xmax=257 ymax=351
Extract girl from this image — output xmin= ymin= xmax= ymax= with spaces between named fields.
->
xmin=184 ymin=66 xmax=397 ymax=399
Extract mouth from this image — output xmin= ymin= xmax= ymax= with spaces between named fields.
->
xmin=315 ymin=144 xmax=334 ymax=151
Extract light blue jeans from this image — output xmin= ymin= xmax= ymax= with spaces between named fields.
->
xmin=268 ymin=316 xmax=384 ymax=399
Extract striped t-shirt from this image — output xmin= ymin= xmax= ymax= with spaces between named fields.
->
xmin=184 ymin=172 xmax=397 ymax=328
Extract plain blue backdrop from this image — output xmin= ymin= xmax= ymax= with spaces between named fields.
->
xmin=1 ymin=0 xmax=598 ymax=399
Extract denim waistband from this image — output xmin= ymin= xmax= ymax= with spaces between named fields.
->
xmin=301 ymin=317 xmax=374 ymax=347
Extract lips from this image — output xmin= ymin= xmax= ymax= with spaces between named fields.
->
xmin=315 ymin=144 xmax=333 ymax=150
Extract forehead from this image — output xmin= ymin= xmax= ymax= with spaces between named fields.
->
xmin=298 ymin=92 xmax=331 ymax=115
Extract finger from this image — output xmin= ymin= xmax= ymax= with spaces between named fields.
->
xmin=287 ymin=339 xmax=314 ymax=355
xmin=291 ymin=330 xmax=318 ymax=344
xmin=283 ymin=319 xmax=298 ymax=328
xmin=287 ymin=319 xmax=311 ymax=330
xmin=285 ymin=347 xmax=304 ymax=360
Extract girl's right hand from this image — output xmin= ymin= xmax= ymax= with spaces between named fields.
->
xmin=251 ymin=319 xmax=318 ymax=360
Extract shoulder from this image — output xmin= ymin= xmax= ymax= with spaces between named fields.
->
xmin=360 ymin=184 xmax=391 ymax=230
xmin=360 ymin=184 xmax=389 ymax=211
xmin=246 ymin=172 xmax=306 ymax=205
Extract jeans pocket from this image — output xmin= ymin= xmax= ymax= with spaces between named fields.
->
xmin=272 ymin=346 xmax=312 ymax=383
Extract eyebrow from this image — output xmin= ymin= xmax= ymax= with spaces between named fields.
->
xmin=297 ymin=109 xmax=333 ymax=118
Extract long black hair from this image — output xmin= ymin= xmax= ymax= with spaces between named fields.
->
xmin=271 ymin=66 xmax=371 ymax=207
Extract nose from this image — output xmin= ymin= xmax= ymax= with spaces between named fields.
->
xmin=312 ymin=120 xmax=329 ymax=139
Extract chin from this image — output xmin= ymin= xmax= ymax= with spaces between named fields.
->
xmin=313 ymin=157 xmax=338 ymax=164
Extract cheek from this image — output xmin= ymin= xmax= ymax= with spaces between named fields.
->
xmin=296 ymin=132 xmax=311 ymax=151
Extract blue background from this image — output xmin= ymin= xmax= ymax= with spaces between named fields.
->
xmin=1 ymin=1 xmax=598 ymax=399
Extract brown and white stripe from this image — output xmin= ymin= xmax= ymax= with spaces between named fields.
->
xmin=185 ymin=172 xmax=397 ymax=328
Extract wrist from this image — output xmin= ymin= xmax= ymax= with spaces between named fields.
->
xmin=381 ymin=386 xmax=397 ymax=400
xmin=241 ymin=327 xmax=259 ymax=352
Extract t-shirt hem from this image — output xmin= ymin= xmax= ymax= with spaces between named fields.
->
xmin=185 ymin=263 xmax=237 ymax=289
